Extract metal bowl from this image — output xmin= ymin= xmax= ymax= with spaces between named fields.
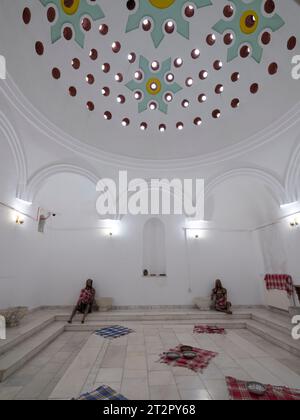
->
xmin=180 ymin=345 xmax=193 ymax=352
xmin=183 ymin=351 xmax=197 ymax=360
xmin=247 ymin=382 xmax=267 ymax=396
xmin=166 ymin=352 xmax=181 ymax=360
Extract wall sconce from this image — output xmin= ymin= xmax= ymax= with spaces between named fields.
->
xmin=16 ymin=214 xmax=24 ymax=225
xmin=185 ymin=229 xmax=207 ymax=240
xmin=290 ymin=214 xmax=300 ymax=228
xmin=290 ymin=219 xmax=299 ymax=228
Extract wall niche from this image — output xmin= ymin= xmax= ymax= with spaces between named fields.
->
xmin=143 ymin=218 xmax=166 ymax=277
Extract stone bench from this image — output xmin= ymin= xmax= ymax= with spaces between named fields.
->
xmin=95 ymin=298 xmax=113 ymax=312
xmin=0 ymin=307 xmax=28 ymax=327
xmin=193 ymin=297 xmax=211 ymax=311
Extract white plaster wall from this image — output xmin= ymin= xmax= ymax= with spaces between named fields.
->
xmin=0 ymin=171 xmax=265 ymax=308
xmin=0 ymin=92 xmax=299 ymax=309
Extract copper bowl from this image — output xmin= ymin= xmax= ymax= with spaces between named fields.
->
xmin=183 ymin=351 xmax=197 ymax=360
xmin=166 ymin=352 xmax=181 ymax=360
xmin=180 ymin=345 xmax=193 ymax=352
xmin=247 ymin=382 xmax=267 ymax=396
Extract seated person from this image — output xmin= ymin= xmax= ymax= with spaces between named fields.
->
xmin=68 ymin=279 xmax=96 ymax=324
xmin=210 ymin=279 xmax=232 ymax=315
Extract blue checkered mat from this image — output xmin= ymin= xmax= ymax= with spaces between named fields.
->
xmin=95 ymin=325 xmax=134 ymax=339
xmin=77 ymin=385 xmax=128 ymax=400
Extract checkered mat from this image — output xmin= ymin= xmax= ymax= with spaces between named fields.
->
xmin=95 ymin=325 xmax=134 ymax=339
xmin=226 ymin=377 xmax=300 ymax=401
xmin=77 ymin=385 xmax=128 ymax=400
xmin=194 ymin=325 xmax=226 ymax=335
xmin=159 ymin=345 xmax=218 ymax=373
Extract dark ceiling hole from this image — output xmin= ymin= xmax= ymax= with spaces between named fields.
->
xmin=223 ymin=5 xmax=234 ymax=18
xmin=64 ymin=0 xmax=75 ymax=7
xmin=264 ymin=0 xmax=275 ymax=14
xmin=240 ymin=45 xmax=250 ymax=58
xmin=22 ymin=7 xmax=31 ymax=24
xmin=287 ymin=36 xmax=297 ymax=51
xmin=63 ymin=26 xmax=73 ymax=40
xmin=261 ymin=32 xmax=271 ymax=45
xmin=35 ymin=41 xmax=44 ymax=56
xmin=52 ymin=68 xmax=61 ymax=80
xmin=69 ymin=86 xmax=77 ymax=97
xmin=47 ymin=7 xmax=56 ymax=23
xmin=231 ymin=72 xmax=240 ymax=82
xmin=268 ymin=62 xmax=278 ymax=75
xmin=127 ymin=0 xmax=136 ymax=11
xmin=250 ymin=83 xmax=259 ymax=94
xmin=245 ymin=14 xmax=256 ymax=28
xmin=72 ymin=58 xmax=80 ymax=69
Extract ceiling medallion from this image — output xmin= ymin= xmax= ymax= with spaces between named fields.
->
xmin=39 ymin=0 xmax=105 ymax=47
xmin=126 ymin=56 xmax=182 ymax=113
xmin=213 ymin=0 xmax=285 ymax=63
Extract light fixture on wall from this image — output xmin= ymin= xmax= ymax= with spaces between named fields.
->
xmin=185 ymin=228 xmax=207 ymax=240
xmin=289 ymin=213 xmax=300 ymax=228
xmin=15 ymin=214 xmax=24 ymax=225
xmin=99 ymin=219 xmax=121 ymax=237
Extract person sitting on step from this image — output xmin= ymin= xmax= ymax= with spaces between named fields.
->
xmin=68 ymin=279 xmax=96 ymax=324
xmin=210 ymin=279 xmax=232 ymax=315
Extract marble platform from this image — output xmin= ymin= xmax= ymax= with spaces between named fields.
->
xmin=0 ymin=307 xmax=299 ymax=397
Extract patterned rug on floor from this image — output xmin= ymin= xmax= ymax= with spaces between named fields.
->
xmin=194 ymin=325 xmax=226 ymax=335
xmin=159 ymin=345 xmax=218 ymax=373
xmin=226 ymin=377 xmax=300 ymax=401
xmin=77 ymin=385 xmax=128 ymax=400
xmin=95 ymin=325 xmax=134 ymax=339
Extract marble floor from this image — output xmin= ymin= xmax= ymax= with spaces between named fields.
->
xmin=1 ymin=321 xmax=300 ymax=400
xmin=0 ymin=331 xmax=90 ymax=400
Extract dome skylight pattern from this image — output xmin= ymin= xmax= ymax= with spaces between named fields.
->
xmin=213 ymin=0 xmax=285 ymax=63
xmin=125 ymin=56 xmax=182 ymax=114
xmin=126 ymin=0 xmax=212 ymax=48
xmin=21 ymin=1 xmax=297 ymax=135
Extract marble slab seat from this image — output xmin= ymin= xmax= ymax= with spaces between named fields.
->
xmin=0 ymin=322 xmax=64 ymax=382
xmin=0 ymin=307 xmax=300 ymax=384
xmin=0 ymin=307 xmax=28 ymax=327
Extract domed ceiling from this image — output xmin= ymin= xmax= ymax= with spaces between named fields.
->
xmin=0 ymin=0 xmax=299 ymax=161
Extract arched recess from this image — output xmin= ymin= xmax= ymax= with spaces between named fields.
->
xmin=23 ymin=163 xmax=101 ymax=203
xmin=205 ymin=168 xmax=287 ymax=206
xmin=0 ymin=111 xmax=27 ymax=197
xmin=143 ymin=218 xmax=166 ymax=276
xmin=285 ymin=135 xmax=300 ymax=202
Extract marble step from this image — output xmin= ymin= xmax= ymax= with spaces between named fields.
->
xmin=0 ymin=322 xmax=64 ymax=382
xmin=251 ymin=313 xmax=292 ymax=336
xmin=65 ymin=319 xmax=247 ymax=332
xmin=55 ymin=311 xmax=251 ymax=323
xmin=49 ymin=334 xmax=108 ymax=400
xmin=246 ymin=320 xmax=300 ymax=358
xmin=0 ymin=315 xmax=55 ymax=357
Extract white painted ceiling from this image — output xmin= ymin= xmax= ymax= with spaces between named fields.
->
xmin=0 ymin=0 xmax=299 ymax=161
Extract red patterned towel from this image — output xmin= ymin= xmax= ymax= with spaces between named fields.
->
xmin=159 ymin=345 xmax=218 ymax=373
xmin=194 ymin=325 xmax=226 ymax=335
xmin=226 ymin=377 xmax=300 ymax=401
xmin=264 ymin=274 xmax=294 ymax=296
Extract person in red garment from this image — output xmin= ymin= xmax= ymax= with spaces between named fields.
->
xmin=68 ymin=279 xmax=96 ymax=324
xmin=211 ymin=279 xmax=232 ymax=315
